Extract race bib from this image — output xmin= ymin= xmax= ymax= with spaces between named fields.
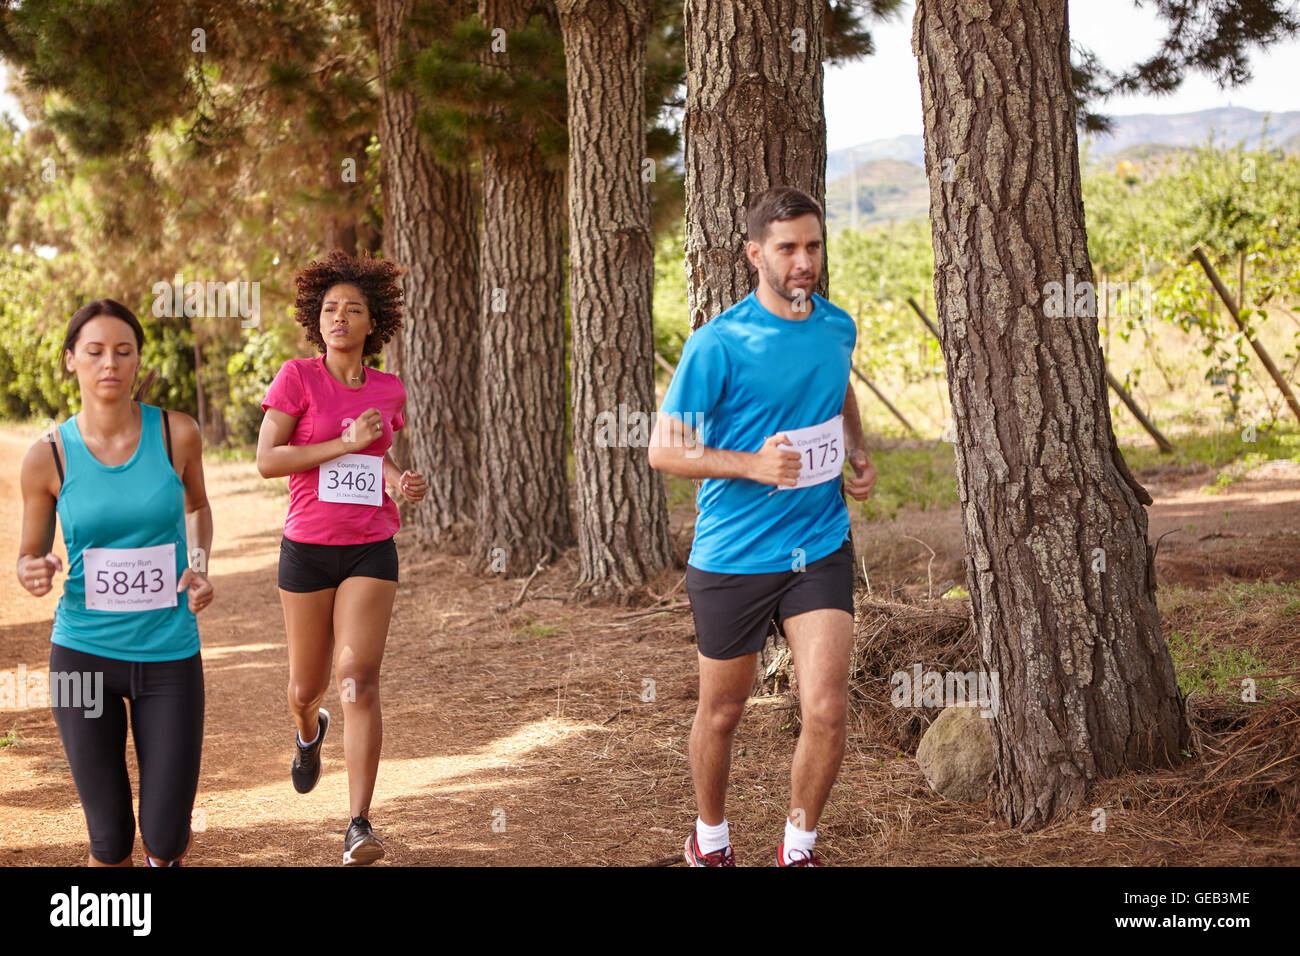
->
xmin=318 ymin=453 xmax=383 ymax=506
xmin=776 ymin=415 xmax=845 ymax=490
xmin=83 ymin=543 xmax=177 ymax=612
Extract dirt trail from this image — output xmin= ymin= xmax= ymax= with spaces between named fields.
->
xmin=1 ymin=425 xmax=1297 ymax=866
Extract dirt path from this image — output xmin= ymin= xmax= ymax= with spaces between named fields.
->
xmin=1 ymin=425 xmax=1297 ymax=866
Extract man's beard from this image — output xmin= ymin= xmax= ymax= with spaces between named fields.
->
xmin=760 ymin=258 xmax=817 ymax=304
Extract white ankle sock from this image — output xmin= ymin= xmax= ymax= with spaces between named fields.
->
xmin=298 ymin=727 xmax=319 ymax=748
xmin=695 ymin=817 xmax=730 ymax=855
xmin=783 ymin=818 xmax=817 ymax=863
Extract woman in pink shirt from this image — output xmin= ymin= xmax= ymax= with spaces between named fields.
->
xmin=256 ymin=250 xmax=426 ymax=865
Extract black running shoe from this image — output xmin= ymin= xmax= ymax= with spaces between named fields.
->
xmin=291 ymin=709 xmax=330 ymax=794
xmin=343 ymin=816 xmax=385 ymax=866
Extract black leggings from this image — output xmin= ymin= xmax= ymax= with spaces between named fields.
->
xmin=48 ymin=643 xmax=204 ymax=864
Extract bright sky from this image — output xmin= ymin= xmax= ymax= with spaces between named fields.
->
xmin=2 ymin=1 xmax=1297 ymax=149
xmin=826 ymin=0 xmax=1300 ymax=150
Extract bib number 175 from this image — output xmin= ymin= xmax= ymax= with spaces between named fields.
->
xmin=776 ymin=415 xmax=845 ymax=491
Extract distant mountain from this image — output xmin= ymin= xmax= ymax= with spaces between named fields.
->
xmin=1081 ymin=107 xmax=1300 ymax=156
xmin=825 ymin=107 xmax=1299 ymax=229
xmin=827 ymin=135 xmax=924 ymax=182
xmin=825 ymin=158 xmax=928 ymax=228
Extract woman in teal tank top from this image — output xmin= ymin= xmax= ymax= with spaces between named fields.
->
xmin=51 ymin=399 xmax=199 ymax=659
xmin=16 ymin=299 xmax=215 ymax=866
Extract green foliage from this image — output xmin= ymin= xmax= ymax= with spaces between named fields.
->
xmin=224 ymin=330 xmax=294 ymax=445
xmin=1164 ymin=629 xmax=1279 ymax=702
xmin=1122 ymin=423 xmax=1298 ymax=474
xmin=849 ymin=442 xmax=958 ymax=521
xmin=1083 ymin=134 xmax=1300 ymax=421
xmin=829 ymin=218 xmax=940 ymax=383
xmin=0 ymin=251 xmax=80 ymax=418
xmin=407 ymin=10 xmax=568 ymax=168
xmin=652 ymin=228 xmax=690 ymax=362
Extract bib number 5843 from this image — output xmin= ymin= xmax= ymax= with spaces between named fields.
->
xmin=83 ymin=543 xmax=177 ymax=612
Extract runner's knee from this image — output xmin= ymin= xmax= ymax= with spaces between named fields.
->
xmin=141 ymin=824 xmax=190 ymax=864
xmin=799 ymin=694 xmax=847 ymax=737
xmin=337 ymin=671 xmax=379 ymax=708
xmin=697 ymin=696 xmax=746 ymax=735
xmin=90 ymin=828 xmax=135 ymax=866
xmin=287 ymin=679 xmax=326 ymax=712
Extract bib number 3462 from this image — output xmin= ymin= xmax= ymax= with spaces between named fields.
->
xmin=776 ymin=415 xmax=845 ymax=491
xmin=83 ymin=543 xmax=177 ymax=612
xmin=318 ymin=453 xmax=383 ymax=506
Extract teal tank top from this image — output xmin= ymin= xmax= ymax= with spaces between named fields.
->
xmin=51 ymin=402 xmax=200 ymax=661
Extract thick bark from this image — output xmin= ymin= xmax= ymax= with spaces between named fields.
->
xmin=683 ymin=0 xmax=827 ymax=327
xmin=378 ymin=0 xmax=482 ymax=551
xmin=473 ymin=0 xmax=573 ymax=574
xmin=913 ymin=0 xmax=1188 ymax=829
xmin=557 ymin=0 xmax=671 ymax=595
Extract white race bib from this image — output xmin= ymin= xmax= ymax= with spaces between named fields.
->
xmin=83 ymin=543 xmax=177 ymax=612
xmin=776 ymin=415 xmax=845 ymax=490
xmin=318 ymin=453 xmax=383 ymax=506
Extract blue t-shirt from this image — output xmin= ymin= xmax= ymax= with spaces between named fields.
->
xmin=659 ymin=290 xmax=857 ymax=573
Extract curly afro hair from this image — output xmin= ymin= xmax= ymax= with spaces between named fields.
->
xmin=293 ymin=249 xmax=407 ymax=357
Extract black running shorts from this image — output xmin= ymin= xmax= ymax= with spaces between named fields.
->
xmin=685 ymin=536 xmax=856 ymax=660
xmin=277 ymin=535 xmax=399 ymax=592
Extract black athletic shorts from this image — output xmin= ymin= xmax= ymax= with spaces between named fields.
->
xmin=277 ymin=535 xmax=399 ymax=592
xmin=49 ymin=643 xmax=204 ymax=864
xmin=685 ymin=536 xmax=856 ymax=660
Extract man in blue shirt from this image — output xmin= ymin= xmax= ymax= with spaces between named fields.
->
xmin=649 ymin=186 xmax=877 ymax=866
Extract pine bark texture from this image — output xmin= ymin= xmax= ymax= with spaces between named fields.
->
xmin=557 ymin=0 xmax=672 ymax=595
xmin=683 ymin=0 xmax=828 ymax=328
xmin=473 ymin=0 xmax=574 ymax=574
xmin=913 ymin=0 xmax=1188 ymax=829
xmin=378 ymin=0 xmax=482 ymax=552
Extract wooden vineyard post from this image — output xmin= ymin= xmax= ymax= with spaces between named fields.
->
xmin=1192 ymin=246 xmax=1300 ymax=424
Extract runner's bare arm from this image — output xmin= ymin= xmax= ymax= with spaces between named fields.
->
xmin=169 ymin=410 xmax=212 ymax=552
xmin=840 ymin=384 xmax=877 ymax=500
xmin=16 ymin=438 xmax=63 ymax=597
xmin=842 ymin=383 xmax=867 ymax=459
xmin=382 ymin=451 xmax=402 ymax=487
xmin=256 ymin=407 xmax=377 ymax=478
xmin=648 ymin=413 xmax=801 ymax=487
xmin=382 ymin=451 xmax=427 ymax=502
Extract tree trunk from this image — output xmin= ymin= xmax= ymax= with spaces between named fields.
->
xmin=322 ymin=135 xmax=367 ymax=256
xmin=683 ymin=0 xmax=827 ymax=328
xmin=557 ymin=0 xmax=671 ymax=595
xmin=913 ymin=0 xmax=1188 ymax=830
xmin=378 ymin=0 xmax=482 ymax=551
xmin=473 ymin=0 xmax=573 ymax=575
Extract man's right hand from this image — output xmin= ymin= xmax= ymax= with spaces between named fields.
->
xmin=750 ymin=433 xmax=802 ymax=487
xmin=17 ymin=552 xmax=62 ymax=597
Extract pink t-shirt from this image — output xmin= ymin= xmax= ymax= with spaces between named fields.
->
xmin=260 ymin=356 xmax=407 ymax=546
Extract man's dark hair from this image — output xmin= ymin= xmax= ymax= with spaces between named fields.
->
xmin=746 ymin=187 xmax=824 ymax=245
